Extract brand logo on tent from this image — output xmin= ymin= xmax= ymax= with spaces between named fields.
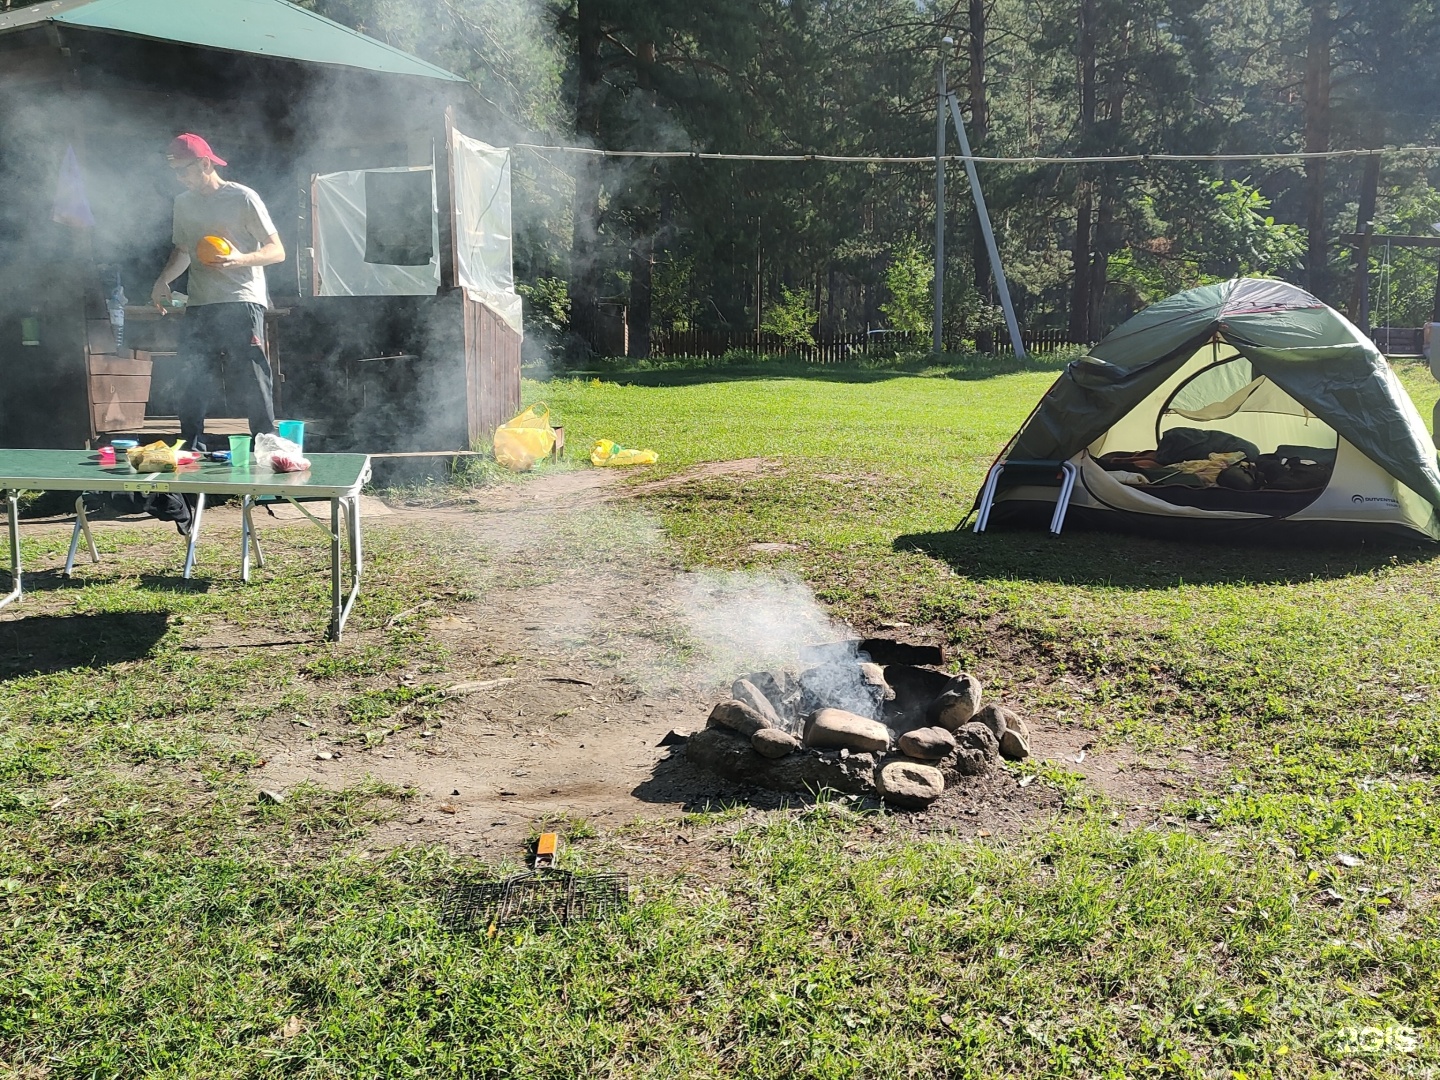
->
xmin=1352 ymin=493 xmax=1401 ymax=509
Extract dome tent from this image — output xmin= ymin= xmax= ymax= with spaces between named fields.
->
xmin=980 ymin=278 xmax=1440 ymax=541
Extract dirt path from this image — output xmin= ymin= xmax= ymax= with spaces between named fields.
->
xmin=251 ymin=466 xmax=763 ymax=852
xmin=239 ymin=465 xmax=1219 ymax=854
xmin=13 ymin=464 xmax=1219 ymax=855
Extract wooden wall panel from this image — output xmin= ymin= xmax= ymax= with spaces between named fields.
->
xmin=91 ymin=400 xmax=146 ymax=434
xmin=87 ymin=374 xmax=151 ymax=402
xmin=462 ymin=293 xmax=521 ymax=445
xmin=87 ymin=352 xmax=153 ymax=436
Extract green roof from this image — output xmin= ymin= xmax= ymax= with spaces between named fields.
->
xmin=0 ymin=0 xmax=467 ymax=82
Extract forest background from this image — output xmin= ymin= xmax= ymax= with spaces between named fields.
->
xmin=26 ymin=0 xmax=1440 ymax=355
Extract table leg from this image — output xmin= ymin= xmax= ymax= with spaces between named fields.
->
xmin=240 ymin=495 xmax=250 ymax=582
xmin=183 ymin=493 xmax=207 ymax=580
xmin=240 ymin=497 xmax=267 ymax=580
xmin=64 ymin=496 xmax=100 ymax=577
xmin=343 ymin=494 xmax=362 ymax=634
xmin=349 ymin=493 xmax=363 ymax=597
xmin=325 ymin=496 xmax=364 ymax=642
xmin=0 ymin=491 xmax=20 ymax=611
xmin=329 ymin=498 xmax=342 ymax=640
xmin=65 ymin=501 xmax=84 ymax=577
xmin=251 ymin=506 xmax=265 ymax=569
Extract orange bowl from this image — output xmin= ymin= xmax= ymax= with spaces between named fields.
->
xmin=196 ymin=235 xmax=232 ymax=266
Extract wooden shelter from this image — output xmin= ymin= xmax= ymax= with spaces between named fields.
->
xmin=1340 ymin=155 xmax=1440 ymax=359
xmin=0 ymin=0 xmax=521 ymax=452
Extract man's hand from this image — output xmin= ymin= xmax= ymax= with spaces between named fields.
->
xmin=152 ymin=248 xmax=189 ymax=310
xmin=212 ymin=235 xmax=285 ymax=271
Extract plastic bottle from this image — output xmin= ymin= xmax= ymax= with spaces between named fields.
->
xmin=107 ymin=273 xmax=127 ymax=350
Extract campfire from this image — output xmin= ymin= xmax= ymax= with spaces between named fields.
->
xmin=686 ymin=639 xmax=1031 ymax=809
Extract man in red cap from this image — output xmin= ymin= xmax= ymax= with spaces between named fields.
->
xmin=151 ymin=133 xmax=285 ymax=451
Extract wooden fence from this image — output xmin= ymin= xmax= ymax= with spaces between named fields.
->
xmin=1371 ymin=326 xmax=1425 ymax=357
xmin=643 ymin=326 xmax=1088 ymax=361
xmin=1021 ymin=328 xmax=1089 ymax=355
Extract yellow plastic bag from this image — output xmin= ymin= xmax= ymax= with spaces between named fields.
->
xmin=492 ymin=404 xmax=556 ymax=472
xmin=590 ymin=439 xmax=658 ymax=467
xmin=127 ymin=439 xmax=183 ymax=472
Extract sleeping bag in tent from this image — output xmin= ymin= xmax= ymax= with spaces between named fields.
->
xmin=978 ymin=278 xmax=1440 ymax=541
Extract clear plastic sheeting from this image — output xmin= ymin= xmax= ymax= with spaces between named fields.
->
xmin=313 ymin=166 xmax=440 ymax=296
xmin=452 ymin=130 xmax=523 ymax=335
xmin=309 ymin=135 xmax=522 ymax=332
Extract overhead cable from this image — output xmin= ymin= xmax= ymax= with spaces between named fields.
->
xmin=513 ymin=143 xmax=1440 ymax=165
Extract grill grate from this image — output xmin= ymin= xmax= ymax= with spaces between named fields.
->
xmin=441 ymin=870 xmax=629 ymax=933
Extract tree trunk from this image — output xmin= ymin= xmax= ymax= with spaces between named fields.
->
xmin=1070 ymin=181 xmax=1093 ymax=341
xmin=754 ymin=241 xmax=762 ymax=337
xmin=1347 ymin=151 xmax=1381 ymax=330
xmin=1090 ymin=193 xmax=1114 ymax=335
xmin=626 ymin=41 xmax=658 ymax=358
xmin=1087 ymin=22 xmax=1128 ymax=337
xmin=569 ymin=0 xmax=604 ymax=350
xmin=967 ymin=0 xmax=989 ymax=139
xmin=627 ymin=236 xmax=654 ymax=358
xmin=1068 ymin=0 xmax=1097 ymax=341
xmin=969 ymin=0 xmax=994 ymax=352
xmin=825 ymin=263 xmax=835 ymax=335
xmin=1303 ymin=0 xmax=1332 ymax=298
xmin=1077 ymin=0 xmax=1096 ymax=142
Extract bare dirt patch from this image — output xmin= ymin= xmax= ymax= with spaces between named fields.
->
xmin=9 ymin=464 xmax=1222 ymax=859
xmin=624 ymin=456 xmax=771 ymax=495
xmin=239 ymin=466 xmax=1220 ymax=854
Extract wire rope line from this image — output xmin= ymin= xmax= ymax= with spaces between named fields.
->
xmin=512 ymin=143 xmax=1440 ymax=165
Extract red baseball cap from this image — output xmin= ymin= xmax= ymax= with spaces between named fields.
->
xmin=167 ymin=133 xmax=226 ymax=167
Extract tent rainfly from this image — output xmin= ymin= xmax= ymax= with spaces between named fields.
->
xmin=979 ymin=278 xmax=1440 ymax=541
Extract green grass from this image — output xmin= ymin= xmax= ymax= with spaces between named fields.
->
xmin=4 ymin=356 xmax=1440 ymax=1076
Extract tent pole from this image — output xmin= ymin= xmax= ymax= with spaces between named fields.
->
xmin=946 ymin=91 xmax=1025 ymax=360
xmin=933 ymin=43 xmax=948 ymax=355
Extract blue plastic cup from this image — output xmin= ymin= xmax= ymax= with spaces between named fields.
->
xmin=276 ymin=420 xmax=304 ymax=452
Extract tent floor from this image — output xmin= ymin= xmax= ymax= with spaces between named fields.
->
xmin=985 ymin=499 xmax=1436 ymax=546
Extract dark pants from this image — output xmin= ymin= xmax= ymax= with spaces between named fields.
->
xmin=178 ymin=302 xmax=276 ymax=452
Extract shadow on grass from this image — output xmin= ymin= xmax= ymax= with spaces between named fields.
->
xmin=137 ymin=575 xmax=213 ymax=594
xmin=5 ymin=571 xmax=211 ymax=595
xmin=631 ymin=747 xmax=865 ymax=814
xmin=0 ymin=610 xmax=171 ymax=678
xmin=179 ymin=639 xmax=311 ymax=651
xmin=18 ymin=493 xmax=241 ymax=522
xmin=895 ymin=526 xmax=1440 ymax=589
xmin=545 ymin=351 xmax=1072 ymax=389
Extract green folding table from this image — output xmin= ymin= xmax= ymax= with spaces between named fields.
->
xmin=0 ymin=450 xmax=372 ymax=641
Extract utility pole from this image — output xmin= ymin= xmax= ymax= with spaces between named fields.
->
xmin=934 ymin=37 xmax=951 ymax=354
xmin=946 ymin=92 xmax=1025 ymax=360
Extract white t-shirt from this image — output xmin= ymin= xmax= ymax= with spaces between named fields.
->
xmin=172 ymin=181 xmax=278 ymax=307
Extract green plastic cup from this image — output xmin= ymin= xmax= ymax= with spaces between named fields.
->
xmin=229 ymin=435 xmax=251 ymax=468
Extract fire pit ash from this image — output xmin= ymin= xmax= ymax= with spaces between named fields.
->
xmin=684 ymin=638 xmax=1032 ymax=809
